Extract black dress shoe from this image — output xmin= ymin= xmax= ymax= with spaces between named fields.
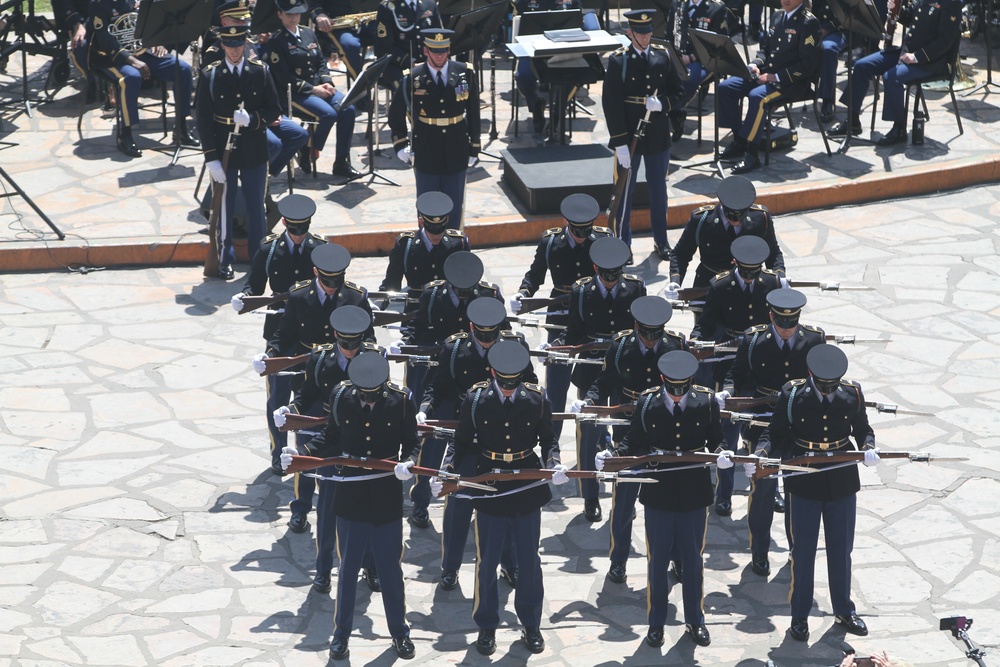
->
xmin=720 ymin=139 xmax=747 ymax=160
xmin=835 ymin=613 xmax=869 ymax=636
xmin=876 ymin=124 xmax=907 ymax=146
xmin=270 ymin=463 xmax=284 ymax=476
xmin=500 ymin=567 xmax=518 ymax=588
xmin=732 ymin=152 xmax=761 ymax=175
xmin=714 ymin=499 xmax=732 ymax=516
xmin=116 ymin=127 xmax=142 ymax=159
xmin=670 ymin=110 xmax=686 ymax=143
xmin=686 ymin=623 xmax=711 ymax=647
xmin=521 ymin=627 xmax=544 ymax=654
xmin=363 ymin=568 xmax=381 ymax=592
xmin=670 ymin=560 xmax=683 ymax=581
xmin=819 ymin=101 xmax=835 ymax=123
xmin=773 ymin=494 xmax=785 ymax=513
xmin=476 ymin=629 xmax=496 ymax=656
xmin=312 ymin=572 xmax=332 ymax=594
xmin=408 ymin=507 xmax=431 ymax=529
xmin=332 ymin=158 xmax=362 ymax=180
xmin=750 ymin=557 xmax=770 ymax=577
xmin=607 ymin=562 xmax=627 ymax=583
xmin=218 ymin=264 xmax=235 ymax=281
xmin=392 ymin=635 xmax=415 ymax=659
xmin=584 ymin=498 xmax=602 ymax=522
xmin=645 ymin=625 xmax=665 ymax=647
xmin=656 ymin=244 xmax=672 ymax=262
xmin=329 ymin=637 xmax=350 ymax=660
xmin=172 ymin=120 xmax=199 ymax=147
xmin=287 ymin=512 xmax=309 ymax=533
xmin=439 ymin=569 xmax=459 ymax=590
xmin=789 ymin=618 xmax=810 ymax=641
xmin=531 ymin=98 xmax=546 ymax=134
xmin=298 ymin=147 xmax=313 ymax=175
xmin=828 ymin=119 xmax=862 ymax=137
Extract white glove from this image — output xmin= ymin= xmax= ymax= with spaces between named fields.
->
xmin=273 ymin=405 xmax=290 ymax=427
xmin=509 ymin=293 xmax=524 ymax=315
xmin=389 ymin=340 xmax=403 ymax=355
xmin=551 ymin=464 xmax=569 ymax=485
xmin=231 ymin=293 xmax=244 ymax=313
xmin=233 ymin=107 xmax=251 ymax=127
xmin=397 ymin=147 xmax=413 ymax=165
xmin=715 ymin=390 xmax=730 ymax=410
xmin=394 ymin=460 xmax=415 ymax=480
xmin=615 ymin=145 xmax=631 ymax=170
xmin=207 ymin=159 xmax=226 ymax=184
xmin=569 ymin=399 xmax=587 ymax=414
xmin=661 ymin=281 xmax=681 ymax=300
xmin=645 ymin=95 xmax=663 ymax=112
xmin=864 ymin=448 xmax=881 ymax=467
xmin=430 ymin=476 xmax=444 ymax=497
xmin=280 ymin=445 xmax=298 ymax=471
xmin=743 ymin=455 xmax=759 ymax=478
xmin=536 ymin=341 xmax=552 ymax=352
xmin=251 ymin=352 xmax=268 ymax=374
xmin=415 ymin=411 xmax=427 ymax=424
xmin=716 ymin=451 xmax=734 ymax=469
xmin=467 ymin=156 xmax=478 ymax=168
xmin=595 ymin=449 xmax=614 ymax=471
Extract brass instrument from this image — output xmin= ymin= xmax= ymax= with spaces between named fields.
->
xmin=884 ymin=0 xmax=910 ymax=43
xmin=322 ymin=11 xmax=378 ymax=32
xmin=109 ymin=8 xmax=145 ymax=55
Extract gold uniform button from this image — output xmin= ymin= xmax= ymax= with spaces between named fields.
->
xmin=505 ymin=435 xmax=511 ymax=439
xmin=506 ymin=447 xmax=511 ymax=452
xmin=366 ymin=436 xmax=372 ymax=441
xmin=367 ymin=450 xmax=371 ymax=454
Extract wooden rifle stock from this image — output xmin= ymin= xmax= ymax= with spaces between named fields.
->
xmin=261 ymin=353 xmax=309 ymax=376
xmin=601 ymin=450 xmax=763 ymax=473
xmin=581 ymin=403 xmax=637 ymax=417
xmin=285 ymin=454 xmax=437 ymax=477
xmin=722 ymin=395 xmax=777 ymax=411
xmin=519 ymin=294 xmax=570 ymax=314
xmin=281 ymin=413 xmax=328 ymax=431
xmin=438 ymin=468 xmax=652 ymax=497
xmin=374 ymin=310 xmax=416 ymax=326
xmin=675 ymin=285 xmax=710 ymax=301
xmin=240 ymin=292 xmax=287 ymax=314
xmin=751 ymin=450 xmax=954 ymax=480
xmin=204 ymin=103 xmax=244 ymax=278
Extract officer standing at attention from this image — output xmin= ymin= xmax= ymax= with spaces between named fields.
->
xmin=235 ymin=194 xmax=327 ymax=475
xmin=721 ymin=289 xmax=825 ymax=576
xmin=603 ymin=9 xmax=685 ymax=257
xmin=438 ymin=341 xmax=565 ymax=656
xmin=510 ymin=194 xmax=611 ymax=462
xmin=755 ymin=345 xmax=879 ymax=643
xmin=600 ymin=351 xmax=723 ymax=648
xmin=389 ymin=29 xmax=481 ymax=228
xmin=580 ymin=296 xmax=689 ymax=584
xmin=282 ymin=353 xmax=419 ymax=660
xmin=550 ymin=237 xmax=646 ymax=523
xmin=374 ymin=0 xmax=442 ymax=88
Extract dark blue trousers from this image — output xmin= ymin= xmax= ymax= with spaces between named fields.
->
xmin=848 ymin=48 xmax=932 ymax=123
xmin=290 ymin=411 xmax=322 ymax=516
xmin=103 ymin=52 xmax=192 ymax=127
xmin=576 ymin=421 xmax=605 ymax=502
xmin=314 ymin=474 xmax=375 ymax=577
xmin=714 ymin=418 xmax=741 ymax=502
xmin=681 ymin=61 xmax=710 ymax=107
xmin=787 ymin=492 xmax=857 ymax=620
xmin=266 ymin=117 xmax=309 ymax=177
xmin=410 ymin=391 xmax=447 ymax=514
xmin=218 ymin=162 xmax=266 ymax=267
xmin=265 ymin=374 xmax=291 ymax=469
xmin=718 ymin=77 xmax=788 ymax=145
xmin=291 ymin=90 xmax=356 ymax=160
xmin=819 ymin=31 xmax=846 ymax=103
xmin=414 ymin=169 xmax=467 ymax=231
xmin=645 ymin=505 xmax=708 ymax=626
xmin=613 ymin=148 xmax=669 ymax=249
xmin=472 ymin=510 xmax=543 ymax=630
xmin=545 ymin=329 xmax=572 ymax=444
xmin=608 ymin=481 xmax=639 ymax=565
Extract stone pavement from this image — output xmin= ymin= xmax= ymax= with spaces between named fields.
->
xmin=2 ymin=185 xmax=1000 ymax=666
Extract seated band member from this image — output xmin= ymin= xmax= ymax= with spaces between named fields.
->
xmin=311 ymin=0 xmax=377 ymax=85
xmin=829 ymin=0 xmax=961 ymax=145
xmin=86 ymin=0 xmax=197 ymax=157
xmin=811 ymin=0 xmax=846 ymax=122
xmin=667 ymin=0 xmax=732 ymax=141
xmin=268 ymin=0 xmax=361 ymax=179
xmin=716 ymin=0 xmax=821 ymax=174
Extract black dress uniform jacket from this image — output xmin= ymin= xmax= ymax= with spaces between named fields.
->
xmin=585 ymin=329 xmax=689 ymax=404
xmin=669 ymin=0 xmax=732 ymax=56
xmin=752 ymin=7 xmax=822 ymax=92
xmin=87 ymin=0 xmax=139 ymax=69
xmin=267 ymin=279 xmax=375 ymax=356
xmin=302 ymin=380 xmax=419 ymax=524
xmin=195 ymin=57 xmax=281 ymax=168
xmin=898 ymin=0 xmax=962 ymax=77
xmin=724 ymin=323 xmax=826 ymax=397
xmin=616 ymin=386 xmax=722 ymax=512
xmin=408 ymin=280 xmax=503 ymax=346
xmin=374 ymin=0 xmax=442 ymax=75
xmin=289 ymin=342 xmax=383 ymax=414
xmin=389 ymin=60 xmax=481 ymax=175
xmin=669 ymin=204 xmax=785 ymax=286
xmin=267 ymin=26 xmax=331 ymax=101
xmin=690 ymin=268 xmax=783 ymax=342
xmin=380 ymin=229 xmax=470 ymax=293
xmin=54 ymin=0 xmax=89 ymax=33
xmin=602 ymin=43 xmax=685 ymax=155
xmin=242 ymin=232 xmax=328 ymax=341
xmin=450 ymin=381 xmax=558 ymax=516
xmin=757 ymin=378 xmax=875 ymax=502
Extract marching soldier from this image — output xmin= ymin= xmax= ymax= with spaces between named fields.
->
xmin=374 ymin=0 xmax=442 ymax=88
xmin=721 ymin=289 xmax=825 ymax=576
xmin=755 ymin=345 xmax=879 ymax=642
xmin=576 ymin=296 xmax=688 ymax=584
xmin=282 ymin=353 xmax=419 ymax=660
xmin=599 ymin=351 xmax=722 ymax=648
xmin=389 ymin=29 xmax=481 ymax=228
xmin=235 ymin=194 xmax=327 ymax=474
xmin=511 ymin=194 xmax=612 ymax=454
xmin=551 ymin=237 xmax=647 ymax=522
xmin=437 ymin=341 xmax=565 ymax=656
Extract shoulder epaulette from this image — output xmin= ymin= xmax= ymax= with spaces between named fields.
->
xmin=711 ymin=269 xmax=732 ymax=282
xmin=693 ymin=204 xmax=713 ymax=214
xmin=788 ymin=378 xmax=807 ymax=387
xmin=650 ymin=42 xmax=666 ymax=50
xmin=593 ymin=225 xmax=612 ymax=235
xmin=291 ymin=279 xmax=312 ymax=291
xmin=665 ymin=329 xmax=686 ymax=341
xmin=387 ymin=382 xmax=407 ymax=394
xmin=398 ymin=231 xmax=416 ymax=239
xmin=523 ymin=382 xmax=543 ymax=394
xmin=612 ymin=45 xmax=627 ymax=55
xmin=471 ymin=380 xmax=490 ymax=390
xmin=761 ymin=268 xmax=779 ymax=276
xmin=641 ymin=385 xmax=659 ymax=396
xmin=499 ymin=330 xmax=522 ymax=339
xmin=343 ymin=280 xmax=365 ymax=293
xmin=841 ymin=379 xmax=859 ymax=388
xmin=203 ymin=60 xmax=221 ymax=72
xmin=478 ymin=280 xmax=499 ymax=291
xmin=801 ymin=323 xmax=824 ymax=334
xmin=692 ymin=384 xmax=712 ymax=393
xmin=309 ymin=232 xmax=327 ymax=242
xmin=748 ymin=324 xmax=768 ymax=334
xmin=445 ymin=229 xmax=465 ymax=237
xmin=246 ymin=57 xmax=265 ymax=68
xmin=543 ymin=227 xmax=562 ymax=237
xmin=614 ymin=329 xmax=632 ymax=340
xmin=623 ymin=273 xmax=642 ymax=282
xmin=263 ymin=233 xmax=279 ymax=244
xmin=426 ymin=279 xmax=446 ymax=288
xmin=574 ymin=276 xmax=593 ymax=287
xmin=313 ymin=343 xmax=336 ymax=352
xmin=361 ymin=342 xmax=383 ymax=353
xmin=750 ymin=203 xmax=768 ymax=211
xmin=445 ymin=332 xmax=469 ymax=343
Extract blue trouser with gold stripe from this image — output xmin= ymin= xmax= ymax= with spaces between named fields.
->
xmin=473 ymin=509 xmax=543 ymax=630
xmin=608 ymin=480 xmax=638 ymax=565
xmin=315 ymin=471 xmax=375 ymax=577
xmin=787 ymin=492 xmax=857 ymax=620
xmin=645 ymin=505 xmax=708 ymax=626
xmin=718 ymin=77 xmax=795 ymax=145
xmin=103 ymin=52 xmax=191 ymax=128
xmin=266 ymin=373 xmax=291 ymax=469
xmin=291 ymin=90 xmax=356 ymax=159
xmin=407 ymin=366 xmax=436 ymax=513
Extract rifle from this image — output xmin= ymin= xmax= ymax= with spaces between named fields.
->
xmin=399 ymin=344 xmax=443 ymax=356
xmin=720 ymin=410 xmax=770 ymax=428
xmin=827 ymin=334 xmax=888 ymax=344
xmin=723 ymin=395 xmax=930 ymax=417
xmin=374 ymin=310 xmax=416 ymax=327
xmin=529 ymin=349 xmax=604 ymax=366
xmin=438 ymin=467 xmax=658 ymax=497
xmin=601 ymin=450 xmax=784 ymax=473
xmin=261 ymin=353 xmax=309 ymax=376
xmin=508 ymin=316 xmax=567 ymax=332
xmin=788 ymin=280 xmax=875 ymax=292
xmin=368 ymin=290 xmax=421 ymax=305
xmin=606 ymin=88 xmax=657 ymax=236
xmin=752 ymin=450 xmax=966 ymax=481
xmin=689 ymin=339 xmax=739 ymax=361
xmin=280 ymin=413 xmax=328 ymax=431
xmin=581 ymin=403 xmax=637 ymax=417
xmin=386 ymin=353 xmax=439 ymax=367
xmin=239 ymin=292 xmax=288 ymax=314
xmin=204 ymin=102 xmax=244 ymax=278
xmin=518 ymin=294 xmax=570 ymax=314
xmin=418 ymin=423 xmax=455 ymax=439
xmin=283 ymin=455 xmax=497 ymax=493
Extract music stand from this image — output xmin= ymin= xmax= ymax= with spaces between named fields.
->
xmin=136 ymin=0 xmax=214 ymax=163
xmin=965 ymin=0 xmax=1000 ymax=96
xmin=342 ymin=55 xmax=398 ymax=185
xmin=827 ymin=0 xmax=882 ymax=152
xmin=450 ymin=1 xmax=508 ymax=156
xmin=651 ymin=37 xmax=690 ymax=82
xmin=678 ymin=28 xmax=750 ymax=177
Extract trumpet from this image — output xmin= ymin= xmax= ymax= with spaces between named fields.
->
xmin=322 ymin=11 xmax=378 ymax=32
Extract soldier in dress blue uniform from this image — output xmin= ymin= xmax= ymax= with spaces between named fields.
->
xmin=53 ymin=0 xmax=91 ymax=79
xmin=551 ymin=237 xmax=647 ymax=522
xmin=274 ymin=306 xmax=381 ymax=593
xmin=755 ymin=345 xmax=879 ymax=643
xmin=438 ymin=341 xmax=565 ymax=656
xmin=717 ymin=0 xmax=822 ymax=173
xmin=690 ymin=236 xmax=786 ymax=515
xmin=722 ymin=289 xmax=825 ymax=576
xmin=602 ymin=9 xmax=685 ymax=256
xmin=269 ymin=0 xmax=361 ymax=179
xmin=389 ymin=29 xmax=481 ymax=229
xmin=830 ymin=0 xmax=961 ymax=145
xmin=236 ymin=195 xmax=326 ymax=474
xmin=87 ymin=0 xmax=197 ymax=157
xmin=374 ymin=0 xmax=442 ymax=88
xmin=581 ymin=296 xmax=688 ymax=584
xmin=600 ymin=351 xmax=722 ymax=648
xmin=196 ymin=22 xmax=281 ymax=280
xmin=511 ymin=194 xmax=612 ymax=455
xmin=419 ymin=298 xmax=535 ymax=590
xmin=283 ymin=353 xmax=419 ymax=661
xmin=811 ymin=0 xmax=845 ymax=122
